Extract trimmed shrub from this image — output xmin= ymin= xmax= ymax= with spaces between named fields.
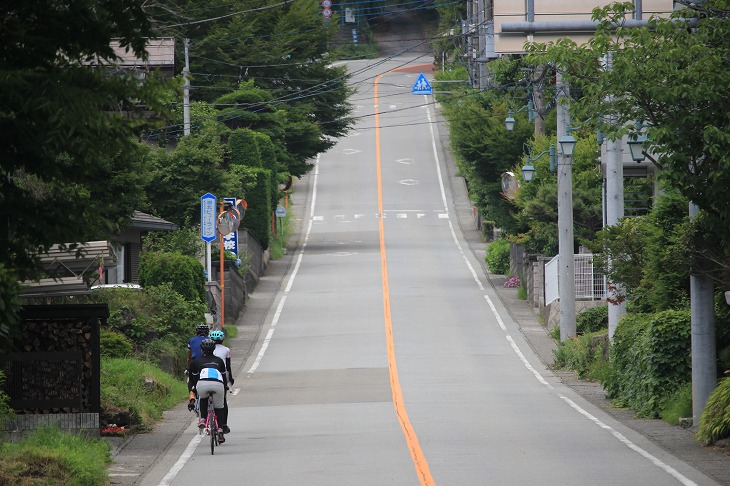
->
xmin=697 ymin=377 xmax=730 ymax=445
xmin=553 ymin=331 xmax=610 ymax=381
xmin=485 ymin=238 xmax=510 ymax=275
xmin=100 ymin=329 xmax=133 ymax=358
xmin=243 ymin=167 xmax=273 ymax=249
xmin=138 ymin=251 xmax=206 ymax=304
xmin=604 ymin=310 xmax=691 ymax=417
xmin=229 ymin=128 xmax=262 ymax=167
xmin=577 ymin=305 xmax=608 ymax=335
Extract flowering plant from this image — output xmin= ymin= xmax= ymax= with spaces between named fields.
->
xmin=101 ymin=425 xmax=127 ymax=436
xmin=503 ymin=276 xmax=521 ymax=288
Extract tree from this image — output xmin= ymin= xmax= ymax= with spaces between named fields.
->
xmin=526 ymin=1 xmax=730 ymax=287
xmin=0 ymin=1 xmax=172 ymax=336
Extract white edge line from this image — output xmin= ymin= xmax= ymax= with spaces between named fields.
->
xmin=426 ymin=97 xmax=699 ymax=486
xmin=157 ymin=433 xmax=202 ymax=486
xmin=156 ymin=156 xmax=321 ymax=483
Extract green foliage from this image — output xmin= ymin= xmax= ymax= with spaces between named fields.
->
xmin=137 ymin=338 xmax=188 ymax=376
xmin=0 ymin=370 xmax=14 ymax=422
xmin=526 ymin=1 xmax=730 ymax=287
xmin=485 ymin=239 xmax=510 ymax=275
xmin=576 ymin=305 xmax=608 ymax=335
xmin=243 ymin=168 xmax=274 ymax=249
xmin=145 ymin=129 xmax=228 ymax=226
xmin=697 ymin=377 xmax=730 ymax=445
xmin=92 ymin=284 xmax=204 ymax=346
xmin=229 ymin=128 xmax=262 ymax=167
xmin=660 ymin=383 xmax=693 ymax=426
xmin=0 ymin=263 xmax=21 ymax=346
xmin=99 ymin=329 xmax=133 ymax=359
xmin=101 ymin=358 xmax=188 ymax=430
xmin=138 ymin=251 xmax=206 ymax=304
xmin=553 ymin=331 xmax=610 ymax=381
xmin=142 ymin=223 xmax=202 ymax=258
xmin=604 ymin=310 xmax=691 ymax=417
xmin=0 ymin=427 xmax=110 ymax=486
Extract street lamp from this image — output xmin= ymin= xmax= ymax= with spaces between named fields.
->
xmin=505 ymin=99 xmax=535 ymax=131
xmin=522 ymin=145 xmax=557 ymax=181
xmin=627 ymin=133 xmax=647 ymax=162
xmin=558 ymin=134 xmax=577 ymax=157
xmin=521 ymin=164 xmax=535 ymax=182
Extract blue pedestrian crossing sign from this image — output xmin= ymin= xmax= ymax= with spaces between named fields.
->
xmin=412 ymin=73 xmax=432 ymax=95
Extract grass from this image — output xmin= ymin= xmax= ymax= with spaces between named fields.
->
xmin=660 ymin=383 xmax=692 ymax=425
xmin=0 ymin=427 xmax=110 ymax=486
xmin=100 ymin=358 xmax=188 ymax=431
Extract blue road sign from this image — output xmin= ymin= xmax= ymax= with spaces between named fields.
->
xmin=224 ymin=197 xmax=238 ymax=255
xmin=412 ymin=73 xmax=432 ymax=95
xmin=200 ymin=193 xmax=217 ymax=242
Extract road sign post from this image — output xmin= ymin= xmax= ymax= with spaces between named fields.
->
xmin=201 ymin=193 xmax=217 ymax=282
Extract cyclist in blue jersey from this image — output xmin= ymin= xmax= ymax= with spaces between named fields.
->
xmin=186 ymin=323 xmax=210 ymax=371
xmin=188 ymin=339 xmax=228 ymax=441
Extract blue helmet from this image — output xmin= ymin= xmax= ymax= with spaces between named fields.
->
xmin=209 ymin=330 xmax=225 ymax=342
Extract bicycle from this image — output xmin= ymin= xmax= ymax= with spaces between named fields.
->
xmin=199 ymin=391 xmax=224 ymax=454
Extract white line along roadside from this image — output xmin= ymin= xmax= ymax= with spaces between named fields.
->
xmin=423 ymin=101 xmax=698 ymax=486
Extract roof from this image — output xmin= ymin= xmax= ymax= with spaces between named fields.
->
xmin=131 ymin=211 xmax=178 ymax=231
xmin=85 ymin=38 xmax=175 ymax=68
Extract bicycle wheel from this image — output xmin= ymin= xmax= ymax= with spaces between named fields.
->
xmin=208 ymin=395 xmax=216 ymax=455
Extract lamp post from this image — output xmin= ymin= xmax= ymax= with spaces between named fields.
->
xmin=505 ymin=100 xmax=535 ymax=131
xmin=521 ymin=145 xmax=556 ymax=181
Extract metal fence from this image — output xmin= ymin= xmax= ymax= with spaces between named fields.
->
xmin=545 ymin=254 xmax=607 ymax=305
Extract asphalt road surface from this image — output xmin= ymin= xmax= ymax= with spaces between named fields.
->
xmin=137 ymin=58 xmax=722 ymax=486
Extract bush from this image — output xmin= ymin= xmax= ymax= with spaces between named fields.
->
xmin=697 ymin=377 xmax=730 ymax=445
xmin=576 ymin=305 xmax=608 ymax=335
xmin=243 ymin=167 xmax=274 ymax=249
xmin=553 ymin=331 xmax=610 ymax=381
xmin=138 ymin=251 xmax=206 ymax=304
xmin=100 ymin=329 xmax=133 ymax=358
xmin=485 ymin=239 xmax=510 ymax=275
xmin=94 ymin=284 xmax=204 ymax=346
xmin=0 ymin=427 xmax=110 ymax=486
xmin=604 ymin=310 xmax=691 ymax=417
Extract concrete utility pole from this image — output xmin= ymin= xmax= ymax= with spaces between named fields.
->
xmin=690 ymin=202 xmax=717 ymax=424
xmin=556 ymin=72 xmax=576 ymax=341
xmin=183 ymin=38 xmax=191 ymax=136
xmin=477 ymin=0 xmax=487 ymax=90
xmin=602 ymin=53 xmax=626 ymax=340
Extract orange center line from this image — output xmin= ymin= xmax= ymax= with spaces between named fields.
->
xmin=374 ymin=72 xmax=435 ymax=486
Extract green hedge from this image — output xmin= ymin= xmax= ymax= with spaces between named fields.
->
xmin=604 ymin=310 xmax=691 ymax=417
xmin=138 ymin=251 xmax=206 ymax=304
xmin=228 ymin=128 xmax=262 ymax=167
xmin=243 ymin=167 xmax=273 ymax=249
xmin=485 ymin=238 xmax=510 ymax=275
xmin=576 ymin=305 xmax=608 ymax=335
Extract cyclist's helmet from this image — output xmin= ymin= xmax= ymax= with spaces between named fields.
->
xmin=209 ymin=330 xmax=225 ymax=343
xmin=196 ymin=324 xmax=209 ymax=336
xmin=200 ymin=338 xmax=216 ymax=355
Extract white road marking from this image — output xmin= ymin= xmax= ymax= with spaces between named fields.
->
xmin=157 ymin=433 xmax=203 ymax=486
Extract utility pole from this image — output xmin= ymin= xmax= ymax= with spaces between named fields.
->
xmin=183 ymin=38 xmax=191 ymax=136
xmin=602 ymin=53 xmax=626 ymax=339
xmin=690 ymin=202 xmax=716 ymax=424
xmin=556 ymin=71 xmax=576 ymax=341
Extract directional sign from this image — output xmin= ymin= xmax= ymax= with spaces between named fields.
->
xmin=275 ymin=206 xmax=287 ymax=218
xmin=200 ymin=193 xmax=217 ymax=242
xmin=411 ymin=72 xmax=432 ymax=95
xmin=224 ymin=197 xmax=239 ymax=255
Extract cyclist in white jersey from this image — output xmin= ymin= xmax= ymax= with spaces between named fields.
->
xmin=209 ymin=330 xmax=233 ymax=434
